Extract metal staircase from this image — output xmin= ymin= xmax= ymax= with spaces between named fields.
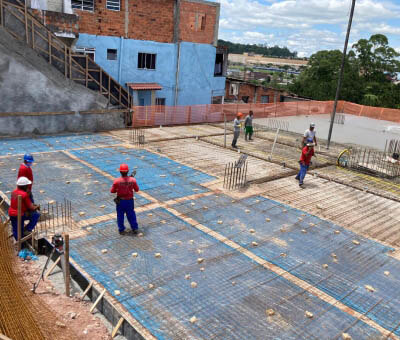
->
xmin=0 ymin=0 xmax=131 ymax=108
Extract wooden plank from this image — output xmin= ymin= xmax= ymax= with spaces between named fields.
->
xmin=31 ymin=18 xmax=34 ymax=49
xmin=24 ymin=0 xmax=28 ymax=43
xmin=44 ymin=256 xmax=61 ymax=279
xmin=85 ymin=56 xmax=88 ymax=87
xmin=64 ymin=45 xmax=67 ymax=77
xmin=0 ymin=0 xmax=3 ymax=27
xmin=48 ymin=32 xmax=52 ymax=64
xmin=0 ymin=111 xmax=75 ymax=117
xmin=112 ymin=317 xmax=124 ymax=338
xmin=64 ymin=233 xmax=70 ymax=297
xmin=0 ymin=333 xmax=13 ymax=340
xmin=80 ymin=281 xmax=93 ymax=300
xmin=90 ymin=288 xmax=106 ymax=313
xmin=108 ymin=76 xmax=111 ymax=103
xmin=17 ymin=195 xmax=22 ymax=252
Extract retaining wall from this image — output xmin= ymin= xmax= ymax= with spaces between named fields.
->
xmin=0 ymin=110 xmax=127 ymax=136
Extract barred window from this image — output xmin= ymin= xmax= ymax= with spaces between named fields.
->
xmin=137 ymin=53 xmax=156 ymax=70
xmin=106 ymin=0 xmax=120 ymax=11
xmin=72 ymin=0 xmax=94 ymax=11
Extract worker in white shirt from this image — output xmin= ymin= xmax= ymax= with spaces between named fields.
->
xmin=302 ymin=123 xmax=317 ymax=147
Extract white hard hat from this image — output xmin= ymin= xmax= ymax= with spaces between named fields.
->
xmin=16 ymin=177 xmax=32 ymax=186
xmin=310 ymin=123 xmax=316 ymax=127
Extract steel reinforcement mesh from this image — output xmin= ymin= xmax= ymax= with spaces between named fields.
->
xmin=0 ymin=219 xmax=46 ymax=339
xmin=0 ymin=220 xmax=78 ymax=340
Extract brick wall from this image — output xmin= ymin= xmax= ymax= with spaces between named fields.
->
xmin=225 ymin=79 xmax=286 ymax=104
xmin=74 ymin=0 xmax=174 ymax=42
xmin=179 ymin=0 xmax=218 ymax=45
xmin=31 ymin=9 xmax=79 ymax=36
xmin=67 ymin=0 xmax=218 ymax=44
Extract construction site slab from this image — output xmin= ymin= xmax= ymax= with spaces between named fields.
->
xmin=108 ymin=125 xmax=226 ymax=143
xmin=201 ymin=134 xmax=332 ymax=170
xmin=1 ymin=130 xmax=400 ymax=340
xmin=144 ymin=139 xmax=293 ymax=183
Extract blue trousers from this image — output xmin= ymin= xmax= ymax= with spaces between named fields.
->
xmin=296 ymin=163 xmax=309 ymax=184
xmin=116 ymin=199 xmax=138 ymax=232
xmin=10 ymin=211 xmax=40 ymax=240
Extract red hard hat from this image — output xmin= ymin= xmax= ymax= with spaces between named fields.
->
xmin=119 ymin=164 xmax=129 ymax=172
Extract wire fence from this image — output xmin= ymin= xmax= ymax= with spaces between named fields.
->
xmin=131 ymin=100 xmax=400 ymax=128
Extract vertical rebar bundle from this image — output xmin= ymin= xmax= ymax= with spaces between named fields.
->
xmin=253 ymin=121 xmax=289 ymax=137
xmin=349 ymin=147 xmax=400 ymax=178
xmin=330 ymin=113 xmax=345 ymax=125
xmin=384 ymin=139 xmax=400 ymax=156
xmin=223 ymin=156 xmax=248 ymax=190
xmin=131 ymin=128 xmax=145 ymax=147
xmin=38 ymin=199 xmax=74 ymax=237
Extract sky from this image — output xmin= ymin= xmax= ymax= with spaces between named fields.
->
xmin=216 ymin=0 xmax=400 ymax=57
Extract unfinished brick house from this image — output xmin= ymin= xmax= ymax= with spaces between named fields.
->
xmin=225 ymin=78 xmax=288 ymax=104
xmin=31 ymin=0 xmax=227 ymax=106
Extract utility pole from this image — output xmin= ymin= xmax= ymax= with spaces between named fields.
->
xmin=327 ymin=0 xmax=356 ymax=149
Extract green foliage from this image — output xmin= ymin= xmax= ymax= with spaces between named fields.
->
xmin=218 ymin=39 xmax=297 ymax=58
xmin=289 ymin=34 xmax=400 ymax=108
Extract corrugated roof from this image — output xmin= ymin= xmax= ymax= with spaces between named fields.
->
xmin=127 ymin=83 xmax=162 ymax=91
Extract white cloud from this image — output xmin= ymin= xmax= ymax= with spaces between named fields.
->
xmin=217 ymin=0 xmax=400 ymax=56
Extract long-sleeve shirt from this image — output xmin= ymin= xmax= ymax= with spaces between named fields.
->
xmin=244 ymin=115 xmax=253 ymax=127
xmin=233 ymin=118 xmax=241 ymax=132
xmin=8 ymin=189 xmax=34 ymax=216
xmin=110 ymin=177 xmax=139 ymax=200
xmin=18 ymin=163 xmax=33 ymax=191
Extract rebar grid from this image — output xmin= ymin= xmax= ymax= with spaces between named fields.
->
xmin=349 ymin=147 xmax=400 ymax=178
xmin=130 ymin=128 xmax=146 ymax=147
xmin=330 ymin=113 xmax=346 ymax=125
xmin=0 ymin=219 xmax=80 ymax=340
xmin=253 ymin=120 xmax=289 ymax=136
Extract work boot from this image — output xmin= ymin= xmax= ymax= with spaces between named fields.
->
xmin=131 ymin=229 xmax=139 ymax=235
xmin=119 ymin=230 xmax=129 ymax=235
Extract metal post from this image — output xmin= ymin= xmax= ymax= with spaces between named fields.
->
xmin=270 ymin=128 xmax=280 ymax=160
xmin=327 ymin=0 xmax=356 ymax=149
xmin=64 ymin=233 xmax=70 ymax=297
xmin=224 ymin=112 xmax=227 ymax=148
xmin=17 ymin=195 xmax=22 ymax=252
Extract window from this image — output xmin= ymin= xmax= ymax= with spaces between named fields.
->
xmin=214 ymin=53 xmax=224 ymax=76
xmin=72 ymin=0 xmax=94 ymax=11
xmin=107 ymin=49 xmax=118 ymax=60
xmin=74 ymin=47 xmax=95 ymax=60
xmin=193 ymin=13 xmax=206 ymax=31
xmin=155 ymin=98 xmax=166 ymax=112
xmin=229 ymin=83 xmax=239 ymax=96
xmin=155 ymin=98 xmax=165 ymax=106
xmin=106 ymin=0 xmax=120 ymax=10
xmin=138 ymin=53 xmax=156 ymax=70
xmin=261 ymin=95 xmax=269 ymax=103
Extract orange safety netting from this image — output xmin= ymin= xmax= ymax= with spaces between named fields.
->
xmin=131 ymin=100 xmax=400 ymax=127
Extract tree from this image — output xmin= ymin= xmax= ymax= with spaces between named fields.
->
xmin=352 ymin=34 xmax=400 ymax=82
xmin=289 ymin=34 xmax=400 ymax=108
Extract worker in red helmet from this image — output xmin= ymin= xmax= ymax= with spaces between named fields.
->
xmin=110 ymin=164 xmax=140 ymax=235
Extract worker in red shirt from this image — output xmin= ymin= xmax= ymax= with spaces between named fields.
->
xmin=110 ymin=164 xmax=140 ymax=235
xmin=18 ymin=154 xmax=35 ymax=203
xmin=8 ymin=177 xmax=41 ymax=240
xmin=295 ymin=143 xmax=315 ymax=187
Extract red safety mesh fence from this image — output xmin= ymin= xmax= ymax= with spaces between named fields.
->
xmin=131 ymin=100 xmax=400 ymax=127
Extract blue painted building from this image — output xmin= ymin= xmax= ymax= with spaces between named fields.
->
xmin=65 ymin=0 xmax=227 ymax=107
xmin=75 ymin=35 xmax=226 ymax=106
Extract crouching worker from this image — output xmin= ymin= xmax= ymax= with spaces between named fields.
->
xmin=110 ymin=164 xmax=140 ymax=235
xmin=8 ymin=177 xmax=40 ymax=240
